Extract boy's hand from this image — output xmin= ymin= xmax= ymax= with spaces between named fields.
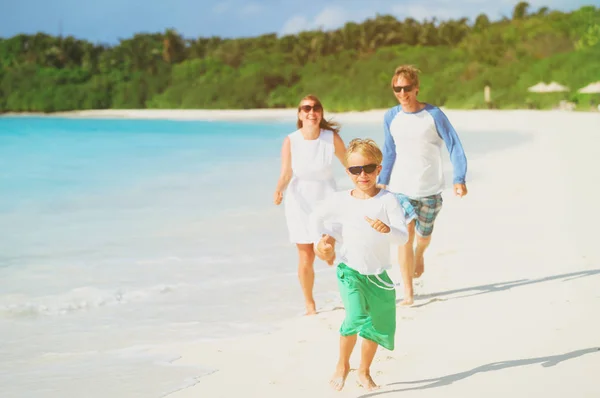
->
xmin=315 ymin=234 xmax=336 ymax=265
xmin=365 ymin=216 xmax=390 ymax=234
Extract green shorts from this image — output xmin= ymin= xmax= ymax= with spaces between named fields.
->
xmin=336 ymin=263 xmax=396 ymax=351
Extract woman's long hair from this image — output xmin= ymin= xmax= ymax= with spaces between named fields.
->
xmin=296 ymin=95 xmax=341 ymax=134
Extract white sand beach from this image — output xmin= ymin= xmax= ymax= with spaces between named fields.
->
xmin=4 ymin=108 xmax=599 ymax=397
xmin=110 ymin=108 xmax=599 ymax=398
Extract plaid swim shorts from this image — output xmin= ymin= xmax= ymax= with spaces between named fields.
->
xmin=395 ymin=193 xmax=443 ymax=237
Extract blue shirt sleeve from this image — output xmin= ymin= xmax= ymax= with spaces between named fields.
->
xmin=378 ymin=107 xmax=400 ymax=185
xmin=428 ymin=106 xmax=468 ymax=184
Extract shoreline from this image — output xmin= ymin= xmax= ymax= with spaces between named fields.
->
xmin=2 ymin=107 xmax=598 ymax=124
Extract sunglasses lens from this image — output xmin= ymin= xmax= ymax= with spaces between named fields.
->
xmin=393 ymin=85 xmax=413 ymax=93
xmin=348 ymin=164 xmax=377 ymax=175
xmin=363 ymin=164 xmax=377 ymax=173
xmin=300 ymin=105 xmax=322 ymax=112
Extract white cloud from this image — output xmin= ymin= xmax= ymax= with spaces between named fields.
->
xmin=280 ymin=15 xmax=311 ymax=36
xmin=279 ymin=5 xmax=372 ymax=36
xmin=314 ymin=6 xmax=348 ymax=30
xmin=393 ymin=3 xmax=474 ymax=21
xmin=392 ymin=0 xmax=588 ymax=23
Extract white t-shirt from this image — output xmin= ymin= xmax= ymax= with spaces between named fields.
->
xmin=308 ymin=189 xmax=409 ymax=275
xmin=378 ymin=104 xmax=468 ymax=198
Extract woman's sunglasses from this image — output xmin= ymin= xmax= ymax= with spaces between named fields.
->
xmin=299 ymin=104 xmax=323 ymax=113
xmin=392 ymin=84 xmax=414 ymax=93
xmin=348 ymin=164 xmax=378 ymax=175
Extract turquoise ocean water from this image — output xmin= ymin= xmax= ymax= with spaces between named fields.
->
xmin=0 ymin=116 xmax=374 ymax=397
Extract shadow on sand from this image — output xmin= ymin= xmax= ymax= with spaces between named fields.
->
xmin=397 ymin=269 xmax=600 ymax=308
xmin=358 ymin=347 xmax=600 ymax=397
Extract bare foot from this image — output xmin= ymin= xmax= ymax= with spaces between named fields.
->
xmin=329 ymin=365 xmax=350 ymax=391
xmin=414 ymin=255 xmax=424 ymax=278
xmin=305 ymin=301 xmax=317 ymax=315
xmin=399 ymin=298 xmax=414 ymax=306
xmin=400 ymin=288 xmax=414 ymax=306
xmin=357 ymin=370 xmax=379 ymax=391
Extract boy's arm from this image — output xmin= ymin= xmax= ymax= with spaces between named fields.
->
xmin=308 ymin=196 xmax=339 ymax=265
xmin=315 ymin=234 xmax=336 ymax=265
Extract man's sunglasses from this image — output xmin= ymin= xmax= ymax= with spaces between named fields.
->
xmin=392 ymin=84 xmax=414 ymax=93
xmin=348 ymin=164 xmax=378 ymax=175
xmin=299 ymin=104 xmax=323 ymax=113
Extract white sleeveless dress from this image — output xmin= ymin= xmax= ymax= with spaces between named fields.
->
xmin=284 ymin=129 xmax=337 ymax=244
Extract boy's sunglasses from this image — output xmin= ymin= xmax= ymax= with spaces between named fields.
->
xmin=348 ymin=164 xmax=378 ymax=175
xmin=299 ymin=104 xmax=323 ymax=113
xmin=392 ymin=84 xmax=414 ymax=93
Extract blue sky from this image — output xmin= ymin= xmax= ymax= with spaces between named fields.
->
xmin=1 ymin=0 xmax=597 ymax=44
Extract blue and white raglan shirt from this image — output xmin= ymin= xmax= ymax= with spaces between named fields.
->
xmin=378 ymin=104 xmax=468 ymax=198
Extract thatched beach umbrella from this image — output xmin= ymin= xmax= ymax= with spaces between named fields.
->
xmin=577 ymin=82 xmax=600 ymax=94
xmin=545 ymin=81 xmax=569 ymax=92
xmin=527 ymin=82 xmax=549 ymax=92
xmin=527 ymin=81 xmax=570 ymax=93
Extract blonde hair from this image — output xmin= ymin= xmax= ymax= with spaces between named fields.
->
xmin=346 ymin=138 xmax=382 ymax=164
xmin=296 ymin=94 xmax=341 ymax=134
xmin=390 ymin=64 xmax=421 ymax=88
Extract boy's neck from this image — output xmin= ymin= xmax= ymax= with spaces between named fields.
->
xmin=352 ymin=187 xmax=380 ymax=199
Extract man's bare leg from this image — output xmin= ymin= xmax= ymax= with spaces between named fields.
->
xmin=330 ymin=334 xmax=357 ymax=391
xmin=414 ymin=234 xmax=431 ymax=278
xmin=398 ymin=221 xmax=416 ymax=305
xmin=357 ymin=338 xmax=380 ymax=391
xmin=297 ymin=244 xmax=317 ymax=315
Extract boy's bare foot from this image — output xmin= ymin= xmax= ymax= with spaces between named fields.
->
xmin=305 ymin=301 xmax=317 ymax=315
xmin=414 ymin=255 xmax=425 ymax=278
xmin=357 ymin=370 xmax=379 ymax=391
xmin=329 ymin=365 xmax=350 ymax=391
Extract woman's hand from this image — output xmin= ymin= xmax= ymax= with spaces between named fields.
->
xmin=274 ymin=190 xmax=283 ymax=205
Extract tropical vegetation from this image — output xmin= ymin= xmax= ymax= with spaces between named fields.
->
xmin=1 ymin=2 xmax=599 ymax=113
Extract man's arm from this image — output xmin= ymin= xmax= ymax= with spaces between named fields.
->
xmin=378 ymin=108 xmax=399 ymax=186
xmin=430 ymin=107 xmax=467 ymax=185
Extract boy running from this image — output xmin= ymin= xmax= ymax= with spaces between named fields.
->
xmin=309 ymin=138 xmax=412 ymax=391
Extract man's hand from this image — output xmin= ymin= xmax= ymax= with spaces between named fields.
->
xmin=315 ymin=234 xmax=336 ymax=265
xmin=454 ymin=183 xmax=468 ymax=198
xmin=365 ymin=216 xmax=390 ymax=234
